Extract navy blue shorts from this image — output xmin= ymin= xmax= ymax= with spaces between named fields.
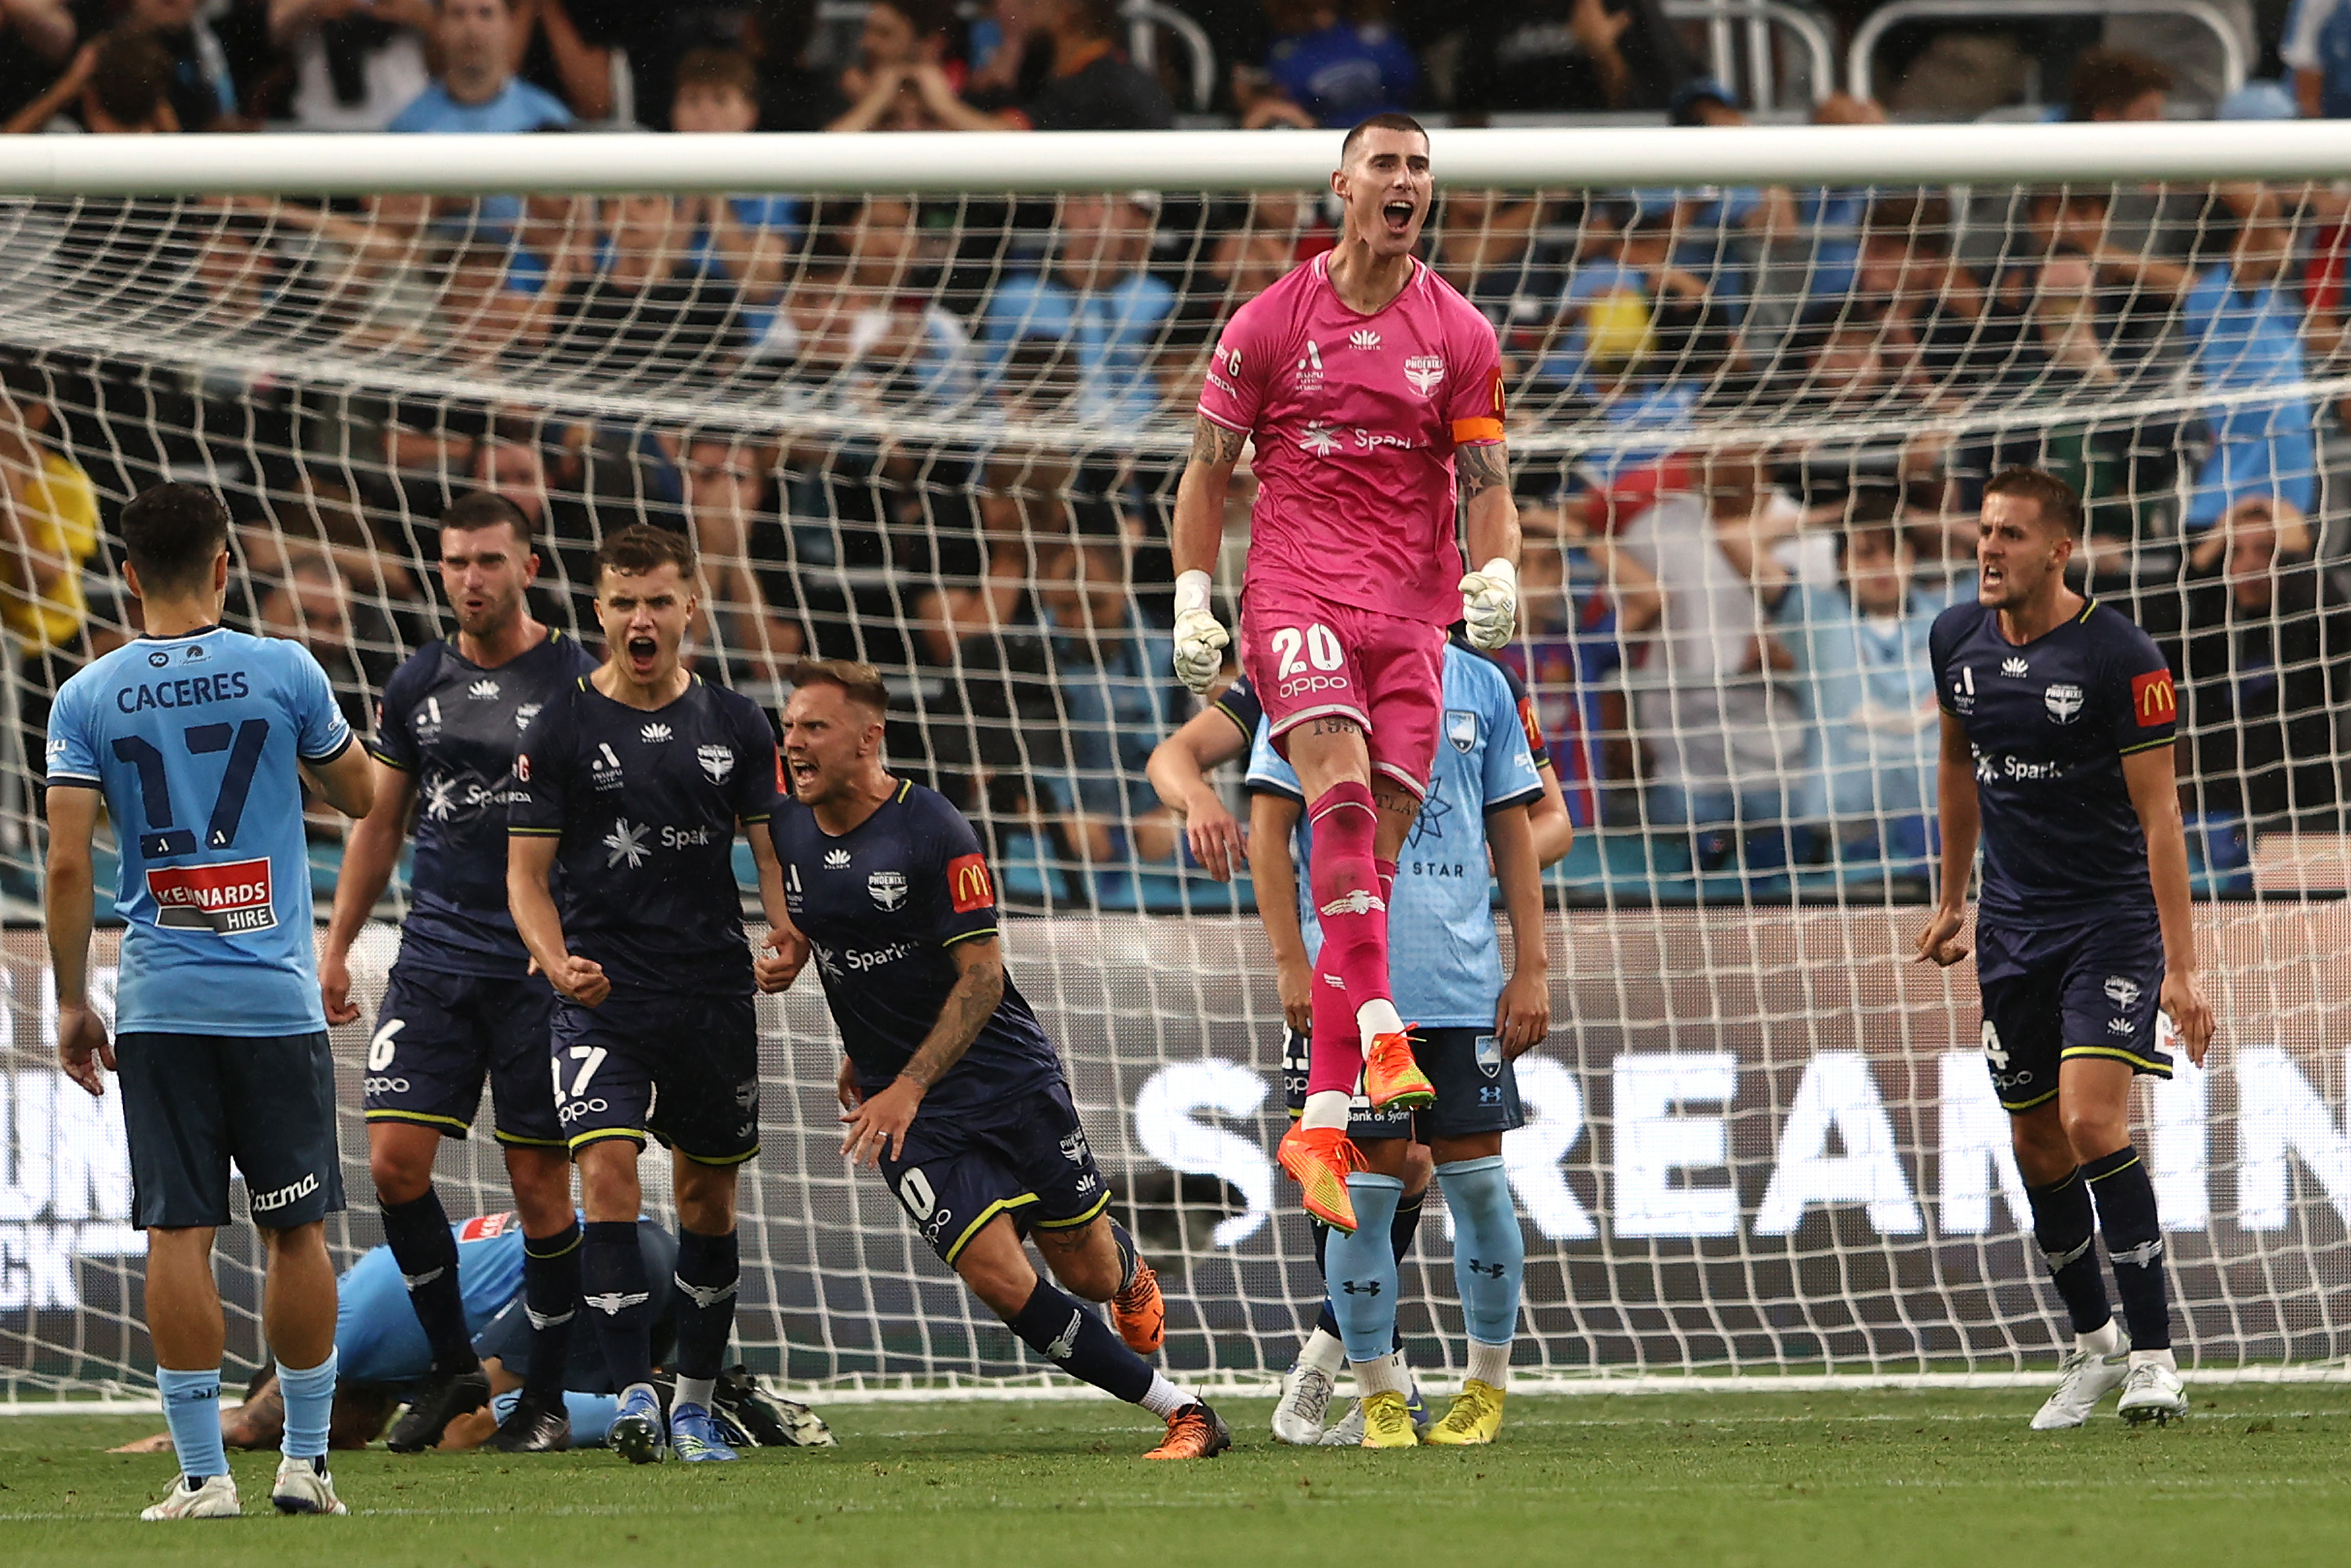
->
xmin=116 ymin=1031 xmax=345 ymax=1229
xmin=1976 ymin=907 xmax=2172 ymax=1113
xmin=877 ymin=1076 xmax=1111 ymax=1266
xmin=550 ymin=990 xmax=760 ymax=1167
xmin=1281 ymin=1027 xmax=1525 ymax=1141
xmin=363 ymin=962 xmax=562 ymax=1149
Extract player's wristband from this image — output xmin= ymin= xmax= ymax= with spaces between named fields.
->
xmin=1174 ymin=570 xmax=1213 ymax=618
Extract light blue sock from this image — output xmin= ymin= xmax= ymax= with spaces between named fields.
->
xmin=276 ymin=1351 xmax=337 ymax=1462
xmin=157 ymin=1366 xmax=226 ymax=1481
xmin=1326 ymin=1172 xmax=1406 ymax=1364
xmin=489 ymin=1389 xmax=619 ymax=1447
xmin=1437 ymin=1156 xmax=1524 ymax=1347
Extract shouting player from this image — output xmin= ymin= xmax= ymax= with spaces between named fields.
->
xmin=1169 ymin=111 xmax=1522 ymax=1233
xmin=320 ymin=491 xmax=599 ymax=1454
xmin=45 ymin=482 xmax=375 ymax=1517
xmin=1918 ymin=468 xmax=2216 ymax=1428
xmin=763 ymin=661 xmax=1230 ymax=1460
xmin=508 ymin=524 xmax=790 ymax=1464
xmin=1251 ymin=637 xmax=1553 ymax=1447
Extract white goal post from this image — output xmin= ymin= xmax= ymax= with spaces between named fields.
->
xmin=2 ymin=125 xmax=2349 ymax=1401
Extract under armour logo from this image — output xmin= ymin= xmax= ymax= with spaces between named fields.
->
xmin=524 ymin=1306 xmax=575 ymax=1331
xmin=674 ymin=1274 xmax=740 ymax=1310
xmin=1043 ymin=1310 xmax=1084 ymax=1361
xmin=400 ymin=1267 xmax=445 ymax=1290
xmin=583 ymin=1290 xmax=651 ymax=1316
xmin=2113 ymin=1238 xmax=2165 ymax=1269
xmin=2042 ymin=1235 xmax=2095 ymax=1273
xmin=1339 ymin=1280 xmax=1382 ymax=1297
xmin=1467 ymin=1260 xmax=1506 ymax=1279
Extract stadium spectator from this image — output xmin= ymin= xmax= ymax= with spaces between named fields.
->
xmin=115 ymin=0 xmax=241 ymax=131
xmin=1796 ymin=92 xmax=1887 ymax=309
xmin=752 ymin=197 xmax=977 ymax=412
xmin=1717 ymin=488 xmax=1943 ymax=864
xmin=2067 ymin=46 xmax=2171 ymax=122
xmin=2 ymin=27 xmax=179 ymax=132
xmin=1034 ymin=533 xmax=1180 ymax=864
xmin=541 ymin=194 xmax=750 ymax=388
xmin=983 ymin=190 xmax=1174 ymax=429
xmin=1617 ymin=446 xmax=1812 ymax=872
xmin=1452 ymin=0 xmax=1691 ymax=119
xmin=1429 ymin=189 xmax=1561 ymax=334
xmin=679 ymin=435 xmax=806 ymax=681
xmin=1253 ymin=0 xmax=1417 ymax=129
xmin=387 ymin=0 xmax=571 ymax=132
xmin=0 ymin=368 xmax=100 ymax=683
xmin=671 ymin=48 xmax=799 ymax=305
xmin=248 ymin=549 xmax=392 ymax=739
xmin=972 ymin=0 xmax=1174 ymax=130
xmin=1504 ymin=506 xmax=1659 ymax=827
xmin=269 ymin=0 xmax=435 ymax=130
xmin=509 ymin=0 xmax=612 ymax=122
xmin=2165 ymin=496 xmax=2351 ymax=829
xmin=0 ymin=0 xmax=78 ymax=124
xmin=823 ymin=0 xmax=973 ymax=132
xmin=2288 ymin=0 xmax=2351 ymax=118
xmin=2104 ymin=0 xmax=2253 ymax=110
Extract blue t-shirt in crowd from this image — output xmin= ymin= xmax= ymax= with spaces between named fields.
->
xmin=1267 ymin=22 xmax=1418 ymax=127
xmin=1247 ymin=641 xmax=1542 ymax=1027
xmin=2182 ymin=263 xmax=2319 ymax=526
xmin=1776 ymin=581 xmax=1941 ymax=822
xmin=983 ymin=271 xmax=1176 ymax=429
xmin=45 ymin=626 xmax=353 ymax=1037
xmin=388 ymin=78 xmax=573 ymax=134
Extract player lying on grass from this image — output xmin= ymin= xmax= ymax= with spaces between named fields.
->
xmin=509 ymin=524 xmax=792 ymax=1465
xmin=1252 ymin=638 xmax=1559 ymax=1447
xmin=1171 ymin=112 xmax=1521 ymax=1236
xmin=1918 ymin=467 xmax=2216 ymax=1429
xmin=761 ymin=661 xmax=1230 ymax=1460
xmin=46 ymin=482 xmax=375 ymax=1519
xmin=319 ymin=491 xmax=600 ymax=1455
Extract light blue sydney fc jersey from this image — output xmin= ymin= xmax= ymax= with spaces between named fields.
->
xmin=1247 ymin=641 xmax=1544 ymax=1027
xmin=45 ymin=626 xmax=354 ymax=1036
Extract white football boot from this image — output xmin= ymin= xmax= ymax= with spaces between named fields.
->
xmin=270 ymin=1455 xmax=348 ymax=1515
xmin=140 ymin=1472 xmax=240 ymax=1520
xmin=2116 ymin=1361 xmax=2190 ymax=1426
xmin=2030 ymin=1331 xmax=2132 ymax=1430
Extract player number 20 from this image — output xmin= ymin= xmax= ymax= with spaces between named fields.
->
xmin=1270 ymin=625 xmax=1343 ymax=681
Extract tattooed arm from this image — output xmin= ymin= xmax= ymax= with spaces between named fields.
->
xmin=839 ymin=935 xmax=1007 ymax=1165
xmin=1172 ymin=414 xmax=1250 ymax=581
xmin=1459 ymin=436 xmax=1522 ymax=578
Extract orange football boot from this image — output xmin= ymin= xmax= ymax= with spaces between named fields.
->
xmin=1363 ymin=1029 xmax=1436 ymax=1110
xmin=1277 ymin=1124 xmax=1363 ymax=1233
xmin=1144 ymin=1401 xmax=1232 ymax=1460
xmin=1110 ymin=1258 xmax=1166 ymax=1354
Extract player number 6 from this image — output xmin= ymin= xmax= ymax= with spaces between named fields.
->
xmin=367 ymin=1018 xmax=405 ymax=1072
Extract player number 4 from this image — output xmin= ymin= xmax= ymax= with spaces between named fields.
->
xmin=1270 ymin=625 xmax=1343 ymax=681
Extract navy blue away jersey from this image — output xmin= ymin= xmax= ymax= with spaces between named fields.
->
xmin=1931 ymin=598 xmax=2179 ymax=921
xmin=371 ymin=632 xmax=599 ymax=976
xmin=509 ymin=675 xmax=781 ymax=994
xmin=770 ymin=780 xmax=1062 ymax=1114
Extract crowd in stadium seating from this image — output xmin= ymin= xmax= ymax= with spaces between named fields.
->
xmin=5 ymin=3 xmax=2351 ymax=904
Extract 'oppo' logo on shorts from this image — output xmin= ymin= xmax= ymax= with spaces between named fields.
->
xmin=1277 ymin=675 xmax=1349 ymax=697
xmin=250 ymin=1173 xmax=320 ymax=1213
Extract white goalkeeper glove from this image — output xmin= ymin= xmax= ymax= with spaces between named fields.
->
xmin=1172 ymin=570 xmax=1230 ymax=695
xmin=1458 ymin=557 xmax=1519 ymax=652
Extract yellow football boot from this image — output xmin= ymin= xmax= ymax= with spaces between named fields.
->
xmin=1359 ymin=1389 xmax=1421 ymax=1448
xmin=1423 ymin=1379 xmax=1506 ymax=1446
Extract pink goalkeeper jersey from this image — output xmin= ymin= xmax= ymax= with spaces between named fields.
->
xmin=1197 ymin=252 xmax=1505 ymax=628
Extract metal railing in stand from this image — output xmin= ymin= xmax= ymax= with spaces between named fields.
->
xmin=1121 ymin=0 xmax=1217 ymax=115
xmin=1663 ymin=0 xmax=1840 ymax=113
xmin=1849 ymin=0 xmax=2249 ymax=108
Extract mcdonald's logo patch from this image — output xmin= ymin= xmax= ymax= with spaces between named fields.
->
xmin=1517 ymin=694 xmax=1546 ymax=757
xmin=2132 ymin=669 xmax=2178 ymax=726
xmin=948 ymin=853 xmax=994 ymax=914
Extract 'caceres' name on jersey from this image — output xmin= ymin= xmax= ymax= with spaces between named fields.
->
xmin=769 ymin=780 xmax=1062 ymax=1112
xmin=1930 ymin=598 xmax=2179 ymax=922
xmin=371 ymin=632 xmax=599 ymax=976
xmin=508 ymin=674 xmax=781 ymax=994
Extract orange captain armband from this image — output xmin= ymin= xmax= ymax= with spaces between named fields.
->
xmin=1451 ymin=417 xmax=1504 ymax=444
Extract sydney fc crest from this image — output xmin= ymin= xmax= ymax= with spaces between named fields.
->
xmin=1446 ymin=709 xmax=1478 ymax=754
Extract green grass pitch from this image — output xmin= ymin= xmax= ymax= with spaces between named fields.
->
xmin=5 ymin=1389 xmax=2348 ymax=1567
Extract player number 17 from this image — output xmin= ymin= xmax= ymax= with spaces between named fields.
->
xmin=110 ymin=720 xmax=271 ymax=859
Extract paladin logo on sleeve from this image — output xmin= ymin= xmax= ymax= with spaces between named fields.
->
xmin=146 ymin=858 xmax=276 ymax=932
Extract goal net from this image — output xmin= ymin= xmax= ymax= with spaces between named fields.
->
xmin=2 ymin=129 xmax=2349 ymax=1398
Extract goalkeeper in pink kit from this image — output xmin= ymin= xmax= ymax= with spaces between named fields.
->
xmin=1170 ymin=113 xmax=1522 ymax=1235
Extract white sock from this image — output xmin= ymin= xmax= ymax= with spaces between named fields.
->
xmin=2077 ymin=1320 xmax=2123 ymax=1358
xmin=1139 ymin=1372 xmax=1194 ymax=1419
xmin=1296 ymin=1327 xmax=1346 ymax=1378
xmin=2128 ymin=1347 xmax=2178 ymax=1373
xmin=1353 ymin=1351 xmax=1408 ymax=1400
xmin=1301 ymin=1091 xmax=1353 ymax=1132
xmin=1355 ymin=998 xmax=1404 ymax=1055
xmin=1466 ymin=1339 xmax=1512 ymax=1391
xmin=674 ymin=1376 xmax=716 ymax=1411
